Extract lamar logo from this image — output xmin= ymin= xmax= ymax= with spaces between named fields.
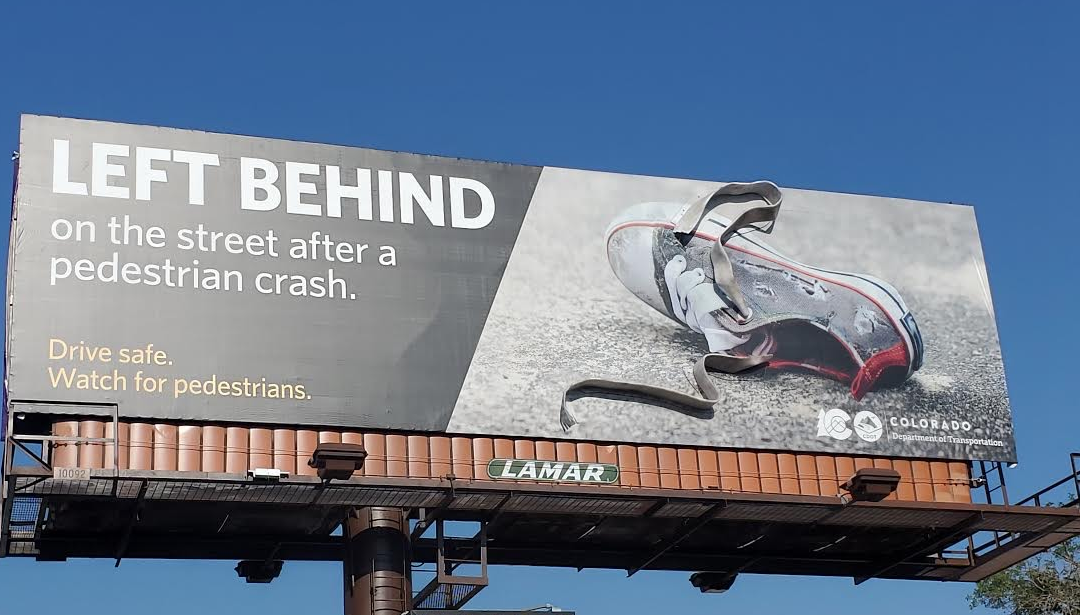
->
xmin=817 ymin=409 xmax=884 ymax=443
xmin=487 ymin=459 xmax=619 ymax=484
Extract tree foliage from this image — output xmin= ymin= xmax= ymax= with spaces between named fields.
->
xmin=970 ymin=538 xmax=1080 ymax=615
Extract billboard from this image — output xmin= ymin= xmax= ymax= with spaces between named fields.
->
xmin=5 ymin=115 xmax=1015 ymax=461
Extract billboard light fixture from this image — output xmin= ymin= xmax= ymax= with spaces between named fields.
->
xmin=235 ymin=559 xmax=283 ymax=583
xmin=689 ymin=571 xmax=738 ymax=593
xmin=841 ymin=468 xmax=901 ymax=502
xmin=309 ymin=442 xmax=367 ymax=482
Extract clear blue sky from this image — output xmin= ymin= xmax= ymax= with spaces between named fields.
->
xmin=1 ymin=2 xmax=1077 ymax=614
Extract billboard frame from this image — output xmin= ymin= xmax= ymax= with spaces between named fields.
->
xmin=2 ymin=411 xmax=1078 ymax=583
xmin=4 ymin=115 xmax=1017 ymax=462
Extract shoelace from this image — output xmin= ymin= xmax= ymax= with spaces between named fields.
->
xmin=560 ymin=181 xmax=784 ymax=432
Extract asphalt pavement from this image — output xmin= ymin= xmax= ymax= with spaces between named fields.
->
xmin=448 ymin=168 xmax=1014 ymax=460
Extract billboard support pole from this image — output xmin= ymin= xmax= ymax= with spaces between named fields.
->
xmin=343 ymin=507 xmax=412 ymax=615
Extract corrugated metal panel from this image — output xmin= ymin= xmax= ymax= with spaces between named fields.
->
xmin=912 ymin=460 xmax=934 ymax=501
xmin=892 ymin=459 xmax=915 ymax=501
xmin=249 ymin=428 xmax=273 ymax=471
xmin=678 ymin=448 xmax=699 ymax=490
xmin=638 ymin=446 xmax=660 ymax=489
xmin=203 ymin=426 xmax=225 ymax=473
xmin=48 ymin=419 xmax=972 ymax=504
xmin=556 ymin=441 xmax=577 ymax=463
xmin=178 ymin=425 xmax=201 ymax=472
xmin=658 ymin=447 xmax=680 ymax=489
xmin=797 ymin=454 xmax=818 ymax=496
xmin=274 ymin=428 xmax=297 ymax=475
xmin=835 ymin=457 xmax=856 ymax=496
xmin=745 ymin=452 xmax=767 ymax=493
xmin=296 ymin=430 xmax=318 ymax=477
xmin=408 ymin=435 xmax=430 ymax=479
xmin=698 ymin=450 xmax=719 ymax=490
xmin=449 ymin=436 xmax=470 ymax=479
xmin=79 ymin=420 xmax=104 ymax=469
xmin=431 ymin=436 xmax=453 ymax=479
xmin=53 ymin=420 xmax=79 ymax=468
xmin=758 ymin=453 xmax=780 ymax=494
xmin=617 ymin=445 xmax=639 ymax=487
xmin=872 ymin=458 xmax=896 ymax=501
xmin=718 ymin=451 xmax=740 ymax=491
xmin=473 ymin=437 xmax=494 ymax=481
xmin=129 ymin=423 xmax=153 ymax=470
xmin=154 ymin=424 xmax=178 ymax=471
xmin=929 ymin=461 xmax=950 ymax=502
xmin=386 ymin=434 xmax=408 ymax=478
xmin=816 ymin=455 xmax=838 ymax=497
xmin=949 ymin=461 xmax=971 ymax=502
xmin=778 ymin=453 xmax=798 ymax=495
xmin=104 ymin=421 xmax=129 ymax=470
xmin=225 ymin=427 xmax=247 ymax=474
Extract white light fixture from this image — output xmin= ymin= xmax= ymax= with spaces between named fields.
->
xmin=248 ymin=468 xmax=288 ymax=481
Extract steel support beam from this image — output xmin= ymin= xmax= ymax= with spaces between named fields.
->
xmin=10 ymin=439 xmax=50 ymax=472
xmin=627 ymin=502 xmax=725 ymax=577
xmin=114 ymin=481 xmax=149 ymax=567
xmin=854 ymin=512 xmax=983 ymax=584
xmin=0 ymin=477 xmax=15 ymax=556
xmin=410 ymin=491 xmax=457 ymax=542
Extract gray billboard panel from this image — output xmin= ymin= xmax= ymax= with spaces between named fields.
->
xmin=6 ymin=116 xmax=1015 ymax=461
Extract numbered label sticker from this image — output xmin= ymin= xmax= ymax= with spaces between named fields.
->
xmin=52 ymin=467 xmax=91 ymax=480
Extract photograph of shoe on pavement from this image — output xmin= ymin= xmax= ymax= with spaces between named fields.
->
xmin=448 ymin=168 xmax=1013 ymax=460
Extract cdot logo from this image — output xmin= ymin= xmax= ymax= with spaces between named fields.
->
xmin=817 ymin=409 xmax=884 ymax=443
xmin=817 ymin=408 xmax=853 ymax=440
xmin=853 ymin=410 xmax=884 ymax=442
